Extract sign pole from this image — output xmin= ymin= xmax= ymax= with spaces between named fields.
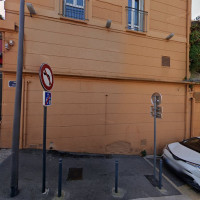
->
xmin=153 ymin=96 xmax=157 ymax=180
xmin=42 ymin=105 xmax=47 ymax=193
xmin=151 ymin=92 xmax=162 ymax=182
xmin=39 ymin=64 xmax=53 ymax=194
xmin=10 ymin=0 xmax=25 ymax=197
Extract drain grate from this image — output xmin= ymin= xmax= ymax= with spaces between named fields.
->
xmin=145 ymin=175 xmax=159 ymax=187
xmin=67 ymin=168 xmax=83 ymax=180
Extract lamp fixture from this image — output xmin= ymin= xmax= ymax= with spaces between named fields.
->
xmin=9 ymin=40 xmax=14 ymax=46
xmin=5 ymin=43 xmax=10 ymax=50
xmin=26 ymin=3 xmax=36 ymax=17
xmin=166 ymin=33 xmax=174 ymax=40
xmin=5 ymin=40 xmax=15 ymax=50
xmin=106 ymin=20 xmax=112 ymax=28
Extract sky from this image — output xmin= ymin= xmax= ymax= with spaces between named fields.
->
xmin=0 ymin=0 xmax=199 ymax=19
xmin=0 ymin=0 xmax=4 ymax=18
xmin=192 ymin=0 xmax=200 ymax=19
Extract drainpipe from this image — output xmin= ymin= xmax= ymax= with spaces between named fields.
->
xmin=186 ymin=0 xmax=191 ymax=78
xmin=190 ymin=97 xmax=194 ymax=138
xmin=184 ymin=0 xmax=191 ymax=140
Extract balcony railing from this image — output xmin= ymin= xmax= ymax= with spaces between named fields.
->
xmin=126 ymin=7 xmax=148 ymax=32
xmin=59 ymin=0 xmax=88 ymax=21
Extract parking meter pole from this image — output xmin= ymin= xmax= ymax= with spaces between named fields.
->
xmin=42 ymin=106 xmax=47 ymax=193
xmin=153 ymin=96 xmax=157 ymax=180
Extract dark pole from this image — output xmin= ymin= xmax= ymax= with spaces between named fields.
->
xmin=159 ymin=158 xmax=163 ymax=189
xmin=58 ymin=158 xmax=63 ymax=197
xmin=153 ymin=96 xmax=157 ymax=180
xmin=115 ymin=160 xmax=118 ymax=193
xmin=10 ymin=0 xmax=25 ymax=197
xmin=42 ymin=106 xmax=47 ymax=193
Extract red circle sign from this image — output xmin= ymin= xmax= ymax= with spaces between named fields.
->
xmin=39 ymin=63 xmax=54 ymax=91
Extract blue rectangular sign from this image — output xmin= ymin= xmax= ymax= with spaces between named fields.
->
xmin=8 ymin=81 xmax=16 ymax=87
xmin=43 ymin=91 xmax=51 ymax=106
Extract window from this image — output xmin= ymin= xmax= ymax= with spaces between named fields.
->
xmin=162 ymin=56 xmax=170 ymax=67
xmin=127 ymin=0 xmax=147 ymax=32
xmin=63 ymin=0 xmax=86 ymax=20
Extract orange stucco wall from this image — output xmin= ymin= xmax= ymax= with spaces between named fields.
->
xmin=191 ymin=85 xmax=200 ymax=138
xmin=0 ymin=0 xmax=192 ymax=155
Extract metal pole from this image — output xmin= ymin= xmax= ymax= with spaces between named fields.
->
xmin=58 ymin=159 xmax=62 ymax=197
xmin=115 ymin=160 xmax=118 ymax=193
xmin=10 ymin=0 xmax=25 ymax=197
xmin=42 ymin=106 xmax=47 ymax=193
xmin=153 ymin=96 xmax=157 ymax=180
xmin=159 ymin=159 xmax=163 ymax=189
xmin=0 ymin=73 xmax=2 ymax=121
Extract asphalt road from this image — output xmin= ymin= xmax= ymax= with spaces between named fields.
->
xmin=0 ymin=150 xmax=183 ymax=200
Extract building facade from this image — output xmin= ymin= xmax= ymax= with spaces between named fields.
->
xmin=0 ymin=0 xmax=195 ymax=155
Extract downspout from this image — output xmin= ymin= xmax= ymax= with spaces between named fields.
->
xmin=184 ymin=0 xmax=191 ymax=139
xmin=22 ymin=80 xmax=31 ymax=148
xmin=186 ymin=0 xmax=191 ymax=79
xmin=190 ymin=97 xmax=194 ymax=138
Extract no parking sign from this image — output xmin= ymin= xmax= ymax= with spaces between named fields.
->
xmin=39 ymin=63 xmax=54 ymax=91
xmin=43 ymin=91 xmax=51 ymax=106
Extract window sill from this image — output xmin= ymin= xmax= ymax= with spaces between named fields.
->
xmin=60 ymin=16 xmax=88 ymax=24
xmin=125 ymin=29 xmax=147 ymax=36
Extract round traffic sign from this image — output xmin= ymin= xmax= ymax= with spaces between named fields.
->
xmin=151 ymin=92 xmax=162 ymax=105
xmin=39 ymin=63 xmax=54 ymax=91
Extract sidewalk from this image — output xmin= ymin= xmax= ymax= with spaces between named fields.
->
xmin=130 ymin=196 xmax=189 ymax=200
xmin=0 ymin=150 xmax=190 ymax=200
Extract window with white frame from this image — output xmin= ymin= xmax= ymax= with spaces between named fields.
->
xmin=128 ymin=0 xmax=145 ymax=32
xmin=63 ymin=0 xmax=85 ymax=20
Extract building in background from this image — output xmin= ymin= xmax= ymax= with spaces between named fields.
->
xmin=0 ymin=0 xmax=195 ymax=155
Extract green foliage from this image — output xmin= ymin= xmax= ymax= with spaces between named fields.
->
xmin=141 ymin=150 xmax=146 ymax=157
xmin=190 ymin=20 xmax=200 ymax=73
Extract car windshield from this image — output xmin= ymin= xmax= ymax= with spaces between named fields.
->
xmin=180 ymin=137 xmax=200 ymax=153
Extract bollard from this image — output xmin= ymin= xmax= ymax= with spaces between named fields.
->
xmin=115 ymin=160 xmax=119 ymax=193
xmin=58 ymin=158 xmax=62 ymax=197
xmin=159 ymin=158 xmax=163 ymax=189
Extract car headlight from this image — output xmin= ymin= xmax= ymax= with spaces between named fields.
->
xmin=186 ymin=161 xmax=200 ymax=171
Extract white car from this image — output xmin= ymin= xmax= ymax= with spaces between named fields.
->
xmin=163 ymin=137 xmax=200 ymax=191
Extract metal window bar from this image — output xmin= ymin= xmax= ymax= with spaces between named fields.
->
xmin=59 ymin=0 xmax=88 ymax=21
xmin=126 ymin=7 xmax=148 ymax=32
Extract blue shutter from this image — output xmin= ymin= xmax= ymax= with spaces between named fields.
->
xmin=66 ymin=0 xmax=73 ymax=4
xmin=128 ymin=0 xmax=132 ymax=7
xmin=134 ymin=0 xmax=139 ymax=26
xmin=77 ymin=0 xmax=84 ymax=7
xmin=128 ymin=0 xmax=132 ymax=28
xmin=65 ymin=0 xmax=85 ymax=20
